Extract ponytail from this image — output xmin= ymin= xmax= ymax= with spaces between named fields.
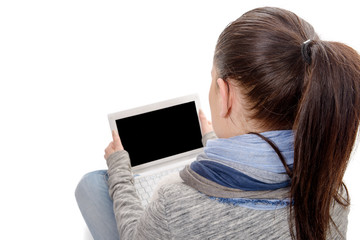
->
xmin=291 ymin=40 xmax=360 ymax=240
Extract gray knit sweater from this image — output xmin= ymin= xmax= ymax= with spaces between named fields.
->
xmin=106 ymin=142 xmax=349 ymax=239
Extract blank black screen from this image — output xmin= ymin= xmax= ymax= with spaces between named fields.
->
xmin=115 ymin=101 xmax=203 ymax=166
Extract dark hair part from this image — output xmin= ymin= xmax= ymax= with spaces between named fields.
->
xmin=214 ymin=7 xmax=360 ymax=240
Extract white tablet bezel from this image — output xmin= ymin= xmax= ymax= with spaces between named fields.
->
xmin=107 ymin=94 xmax=203 ymax=173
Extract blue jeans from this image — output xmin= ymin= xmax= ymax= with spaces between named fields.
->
xmin=75 ymin=170 xmax=119 ymax=240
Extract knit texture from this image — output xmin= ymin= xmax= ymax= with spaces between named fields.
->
xmin=106 ymin=151 xmax=349 ymax=239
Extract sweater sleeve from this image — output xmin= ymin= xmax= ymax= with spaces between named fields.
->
xmin=106 ymin=151 xmax=171 ymax=239
xmin=202 ymin=131 xmax=217 ymax=146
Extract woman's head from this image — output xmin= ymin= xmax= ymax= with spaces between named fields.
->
xmin=211 ymin=7 xmax=360 ymax=240
xmin=211 ymin=7 xmax=318 ymax=134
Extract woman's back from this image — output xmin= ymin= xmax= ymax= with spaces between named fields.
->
xmin=162 ymin=183 xmax=348 ymax=239
xmin=113 ymin=181 xmax=349 ymax=239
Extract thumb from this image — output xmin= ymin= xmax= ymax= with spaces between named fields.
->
xmin=199 ymin=109 xmax=213 ymax=135
xmin=112 ymin=130 xmax=124 ymax=150
xmin=199 ymin=109 xmax=208 ymax=122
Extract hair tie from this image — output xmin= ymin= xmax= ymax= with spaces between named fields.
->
xmin=301 ymin=39 xmax=312 ymax=65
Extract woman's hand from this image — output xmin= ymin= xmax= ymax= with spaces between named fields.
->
xmin=104 ymin=130 xmax=124 ymax=160
xmin=199 ymin=109 xmax=213 ymax=136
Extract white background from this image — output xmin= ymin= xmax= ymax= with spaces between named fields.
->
xmin=1 ymin=0 xmax=359 ymax=239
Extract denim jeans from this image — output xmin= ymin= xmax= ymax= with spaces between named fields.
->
xmin=75 ymin=170 xmax=119 ymax=240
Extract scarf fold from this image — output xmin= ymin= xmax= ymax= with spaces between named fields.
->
xmin=179 ymin=165 xmax=290 ymax=199
xmin=204 ymin=130 xmax=294 ymax=173
xmin=190 ymin=160 xmax=290 ymax=191
xmin=181 ymin=130 xmax=294 ymax=196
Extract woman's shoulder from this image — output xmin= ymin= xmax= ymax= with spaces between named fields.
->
xmin=157 ymin=181 xmax=205 ymax=201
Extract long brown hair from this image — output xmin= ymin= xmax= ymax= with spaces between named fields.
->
xmin=214 ymin=7 xmax=360 ymax=240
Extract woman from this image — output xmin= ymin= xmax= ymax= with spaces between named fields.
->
xmin=75 ymin=7 xmax=360 ymax=240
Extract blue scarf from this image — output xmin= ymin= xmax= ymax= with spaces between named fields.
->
xmin=190 ymin=130 xmax=294 ymax=191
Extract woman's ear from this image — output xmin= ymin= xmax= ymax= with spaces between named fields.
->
xmin=216 ymin=78 xmax=232 ymax=118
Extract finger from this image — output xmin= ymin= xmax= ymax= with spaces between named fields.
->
xmin=104 ymin=151 xmax=109 ymax=160
xmin=112 ymin=130 xmax=121 ymax=145
xmin=112 ymin=130 xmax=121 ymax=141
xmin=104 ymin=146 xmax=110 ymax=155
xmin=105 ymin=142 xmax=113 ymax=154
xmin=199 ymin=109 xmax=213 ymax=135
xmin=199 ymin=109 xmax=209 ymax=125
xmin=112 ymin=130 xmax=124 ymax=150
xmin=199 ymin=109 xmax=207 ymax=122
xmin=112 ymin=130 xmax=117 ymax=140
